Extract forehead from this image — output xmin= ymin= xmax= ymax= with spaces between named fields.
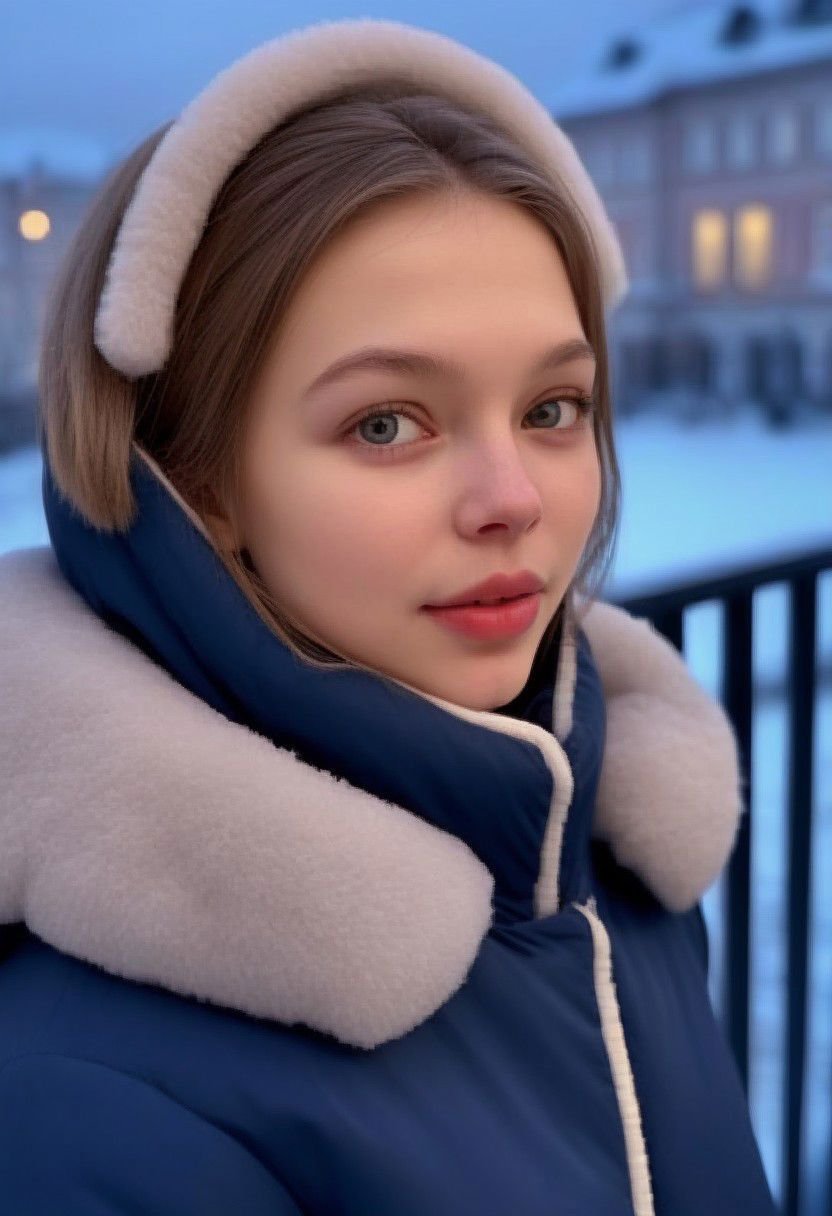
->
xmin=269 ymin=191 xmax=585 ymax=369
xmin=291 ymin=190 xmax=576 ymax=312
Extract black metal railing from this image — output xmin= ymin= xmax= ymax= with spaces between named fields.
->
xmin=611 ymin=543 xmax=832 ymax=1216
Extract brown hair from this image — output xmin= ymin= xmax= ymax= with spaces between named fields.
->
xmin=38 ymin=84 xmax=621 ymax=675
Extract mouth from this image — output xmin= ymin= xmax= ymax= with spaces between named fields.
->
xmin=421 ymin=591 xmax=542 ymax=640
xmin=464 ymin=594 xmax=524 ymax=606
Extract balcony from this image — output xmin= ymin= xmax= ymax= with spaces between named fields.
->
xmin=613 ymin=543 xmax=832 ymax=1216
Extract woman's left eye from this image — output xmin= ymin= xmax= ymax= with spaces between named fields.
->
xmin=346 ymin=395 xmax=595 ymax=455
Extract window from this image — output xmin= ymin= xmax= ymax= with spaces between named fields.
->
xmin=766 ymin=105 xmax=799 ymax=166
xmin=683 ymin=118 xmax=716 ymax=174
xmin=618 ymin=132 xmax=653 ymax=186
xmin=733 ymin=204 xmax=773 ymax=288
xmin=726 ymin=112 xmax=757 ymax=170
xmin=720 ymin=6 xmax=761 ymax=45
xmin=812 ymin=201 xmax=832 ymax=280
xmin=604 ymin=37 xmax=641 ymax=70
xmin=815 ymin=97 xmax=832 ymax=160
xmin=692 ymin=209 xmax=728 ymax=288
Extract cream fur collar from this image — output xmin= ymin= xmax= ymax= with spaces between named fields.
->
xmin=0 ymin=546 xmax=743 ymax=1049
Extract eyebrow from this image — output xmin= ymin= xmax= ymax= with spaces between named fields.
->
xmin=300 ymin=338 xmax=596 ymax=400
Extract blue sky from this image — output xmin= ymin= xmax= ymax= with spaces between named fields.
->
xmin=5 ymin=0 xmax=702 ymax=154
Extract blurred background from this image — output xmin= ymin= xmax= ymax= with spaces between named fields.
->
xmin=1 ymin=1 xmax=830 ymax=1213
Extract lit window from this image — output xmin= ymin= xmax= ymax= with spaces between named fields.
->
xmin=683 ymin=118 xmax=716 ymax=173
xmin=692 ymin=209 xmax=728 ymax=289
xmin=18 ymin=210 xmax=51 ymax=241
xmin=733 ymin=204 xmax=773 ymax=288
xmin=726 ymin=112 xmax=757 ymax=170
xmin=766 ymin=106 xmax=799 ymax=165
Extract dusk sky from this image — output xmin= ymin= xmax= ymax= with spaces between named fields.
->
xmin=3 ymin=0 xmax=731 ymax=155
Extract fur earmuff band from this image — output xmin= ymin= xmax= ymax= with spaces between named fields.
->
xmin=92 ymin=17 xmax=629 ymax=378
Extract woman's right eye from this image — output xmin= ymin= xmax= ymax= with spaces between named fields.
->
xmin=347 ymin=406 xmax=426 ymax=453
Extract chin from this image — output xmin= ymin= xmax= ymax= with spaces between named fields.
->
xmin=439 ymin=670 xmax=531 ymax=713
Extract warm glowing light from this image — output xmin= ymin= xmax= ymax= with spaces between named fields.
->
xmin=734 ymin=204 xmax=772 ymax=288
xmin=19 ymin=210 xmax=51 ymax=241
xmin=692 ymin=209 xmax=727 ymax=288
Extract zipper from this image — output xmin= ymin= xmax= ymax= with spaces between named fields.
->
xmin=574 ymin=895 xmax=656 ymax=1216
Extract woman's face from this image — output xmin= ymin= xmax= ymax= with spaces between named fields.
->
xmin=226 ymin=189 xmax=601 ymax=710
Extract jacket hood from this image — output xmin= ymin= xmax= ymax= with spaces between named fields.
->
xmin=0 ymin=444 xmax=745 ymax=1049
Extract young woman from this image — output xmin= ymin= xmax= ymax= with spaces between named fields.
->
xmin=0 ymin=18 xmax=777 ymax=1214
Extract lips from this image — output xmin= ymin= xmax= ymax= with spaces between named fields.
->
xmin=425 ymin=570 xmax=545 ymax=609
xmin=422 ymin=589 xmax=543 ymax=640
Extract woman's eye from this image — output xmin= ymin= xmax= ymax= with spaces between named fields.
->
xmin=525 ymin=397 xmax=595 ymax=430
xmin=346 ymin=396 xmax=594 ymax=455
xmin=350 ymin=408 xmax=425 ymax=450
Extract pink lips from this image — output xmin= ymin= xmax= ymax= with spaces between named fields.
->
xmin=422 ymin=591 xmax=542 ymax=641
xmin=425 ymin=570 xmax=544 ymax=609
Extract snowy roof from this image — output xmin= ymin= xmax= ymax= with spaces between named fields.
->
xmin=548 ymin=0 xmax=832 ymax=119
xmin=0 ymin=126 xmax=115 ymax=183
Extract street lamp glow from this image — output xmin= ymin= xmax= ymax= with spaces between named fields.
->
xmin=19 ymin=210 xmax=51 ymax=241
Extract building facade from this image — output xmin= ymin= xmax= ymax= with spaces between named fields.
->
xmin=551 ymin=0 xmax=832 ymax=419
xmin=0 ymin=130 xmax=112 ymax=403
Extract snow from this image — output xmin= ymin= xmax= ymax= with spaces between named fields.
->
xmin=610 ymin=401 xmax=832 ymax=601
xmin=1 ymin=402 xmax=831 ymax=1210
xmin=549 ymin=0 xmax=832 ymax=119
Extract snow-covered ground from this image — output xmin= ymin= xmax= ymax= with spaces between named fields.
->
xmin=2 ymin=402 xmax=831 ymax=1211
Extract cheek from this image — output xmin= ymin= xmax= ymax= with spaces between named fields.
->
xmin=253 ymin=461 xmax=421 ymax=595
xmin=323 ymin=481 xmax=427 ymax=593
xmin=547 ymin=444 xmax=602 ymax=536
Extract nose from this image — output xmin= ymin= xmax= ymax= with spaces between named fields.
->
xmin=453 ymin=432 xmax=544 ymax=537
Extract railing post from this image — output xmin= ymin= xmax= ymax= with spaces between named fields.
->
xmin=650 ymin=605 xmax=685 ymax=654
xmin=781 ymin=572 xmax=817 ymax=1216
xmin=722 ymin=590 xmax=754 ymax=1098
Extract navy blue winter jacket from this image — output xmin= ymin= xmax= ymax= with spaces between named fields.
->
xmin=0 ymin=444 xmax=777 ymax=1214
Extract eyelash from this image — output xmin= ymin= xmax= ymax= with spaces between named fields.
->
xmin=345 ymin=394 xmax=596 ymax=458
